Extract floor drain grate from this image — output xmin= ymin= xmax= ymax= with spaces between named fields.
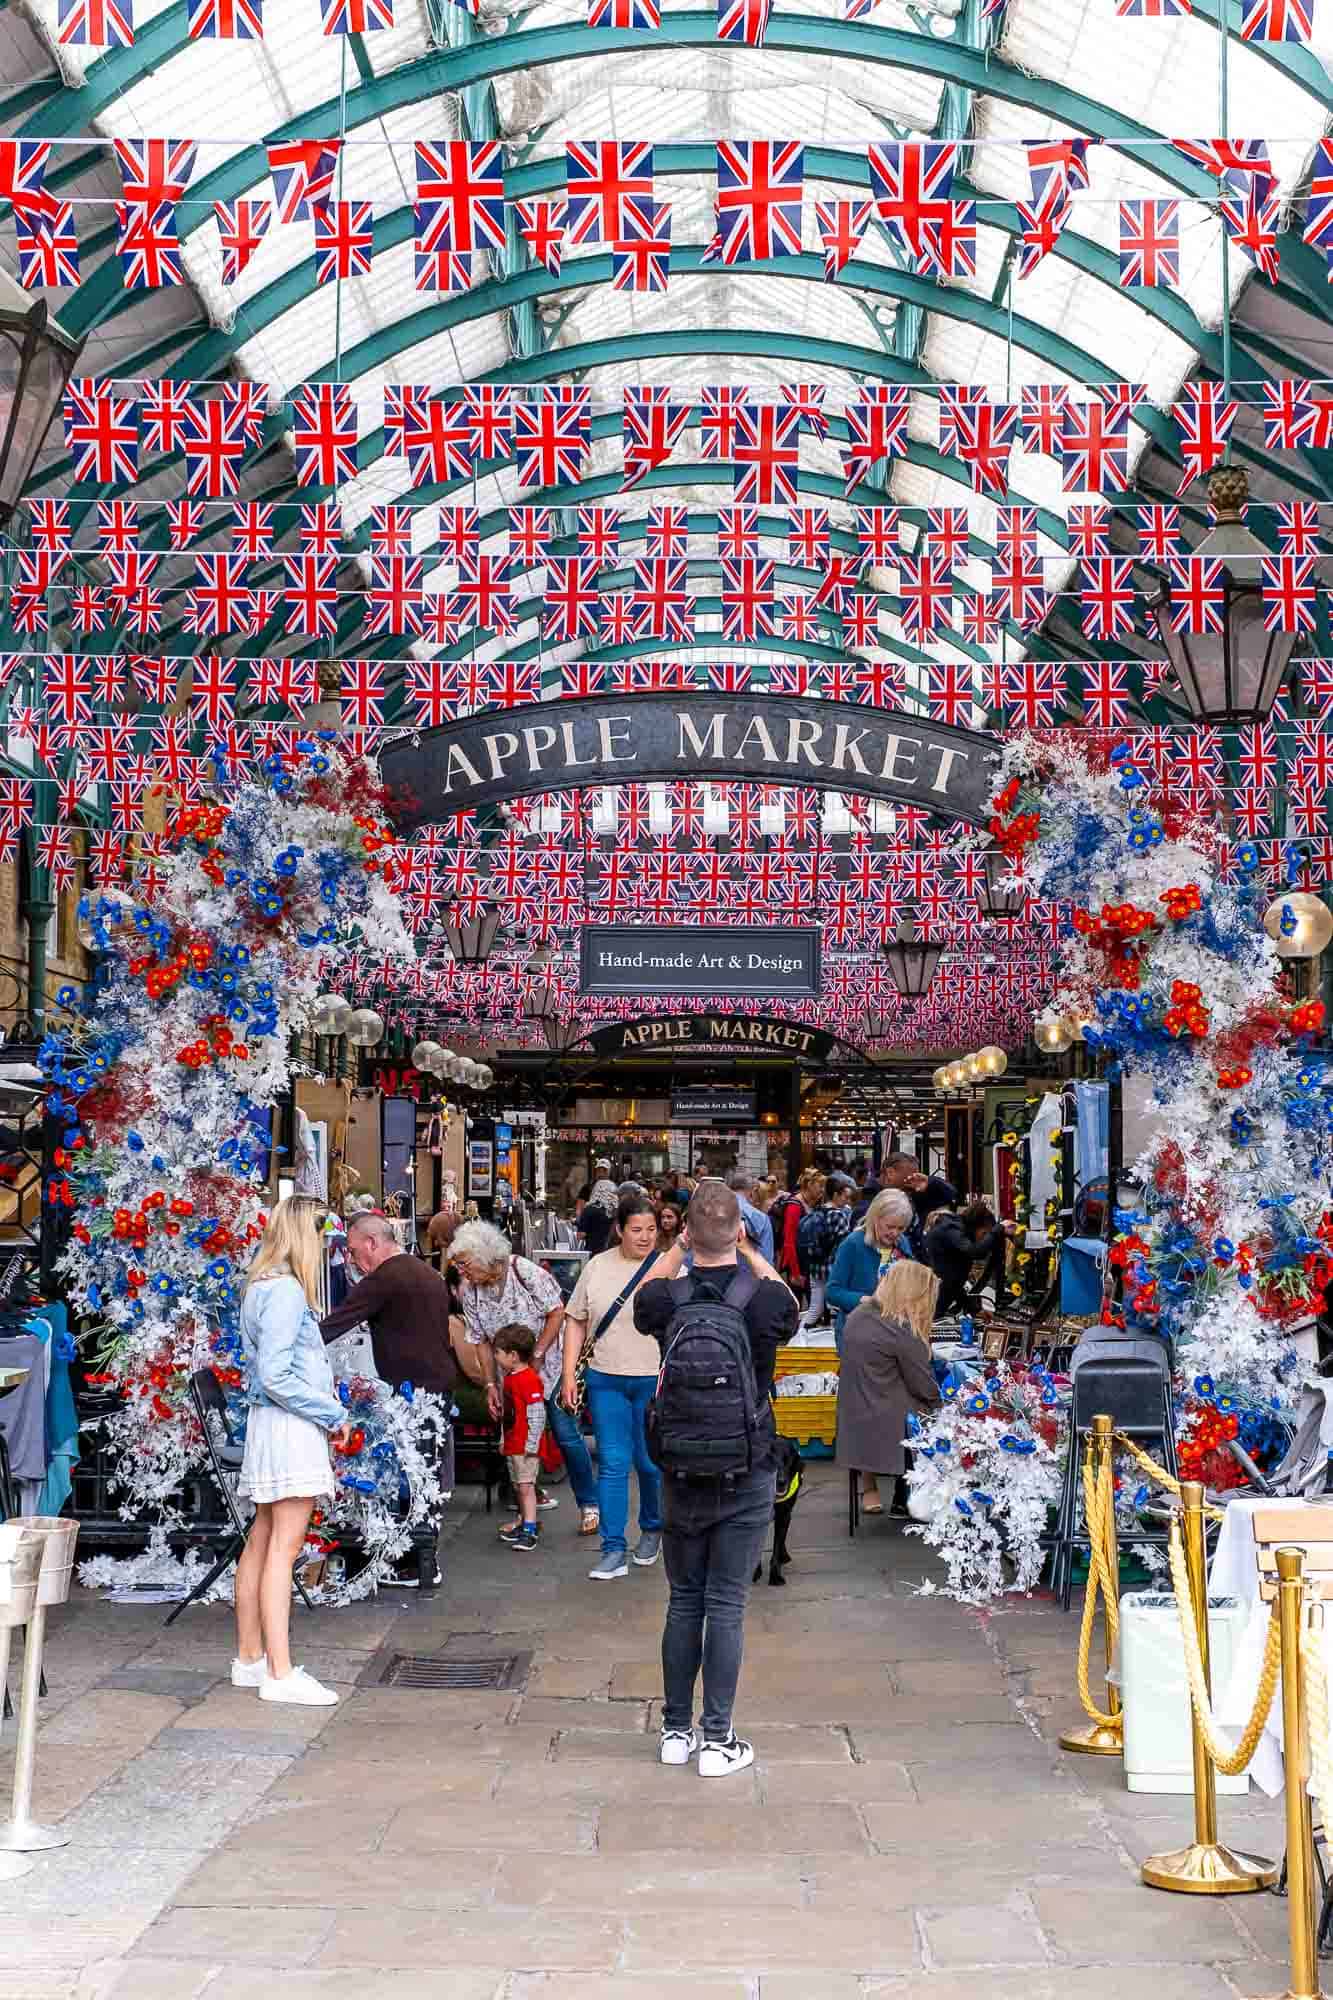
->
xmin=377 ymin=1652 xmax=526 ymax=1691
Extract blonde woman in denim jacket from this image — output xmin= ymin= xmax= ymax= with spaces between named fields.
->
xmin=232 ymin=1196 xmax=349 ymax=1706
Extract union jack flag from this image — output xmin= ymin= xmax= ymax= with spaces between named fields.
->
xmin=565 ymin=141 xmax=654 ymax=245
xmin=340 ymin=661 xmax=387 ymax=727
xmin=298 ymin=500 xmax=341 ymax=553
xmin=508 ymin=506 xmax=554 ymax=567
xmin=578 ymin=506 xmax=620 ymax=566
xmin=419 ymin=596 xmax=467 ymax=647
xmin=898 ymin=554 xmax=952 ymax=642
xmin=96 ymin=500 xmax=138 ymax=552
xmin=952 ymin=398 xmax=1017 ymax=498
xmin=543 ymin=558 xmax=602 ymax=641
xmin=1168 ymin=556 xmax=1227 ymax=633
xmin=647 ymin=504 xmax=689 ymax=557
xmin=917 ymin=198 xmax=975 ymax=280
xmin=514 ymin=198 xmax=566 ymax=276
xmin=600 ymin=592 xmax=637 ymax=645
xmin=114 ymin=139 xmax=197 ymax=208
xmin=513 ymin=390 xmax=591 ymax=489
xmin=1137 ymin=504 xmax=1180 ymax=560
xmin=719 ymin=556 xmax=775 ymax=640
xmin=1025 ymin=136 xmax=1095 ymax=201
xmin=992 ymin=549 xmax=1046 ymax=625
xmin=856 ymin=506 xmax=899 ymax=565
xmin=0 ymin=141 xmax=52 ymax=221
xmin=714 ymin=141 xmax=803 ymax=262
xmin=623 ymin=386 xmax=690 ymax=490
xmin=368 ymin=503 xmax=412 ymax=555
xmin=1222 ymin=174 xmax=1281 ymax=281
xmin=463 ymin=382 xmax=513 ymax=459
xmin=925 ymin=505 xmax=970 ymax=568
xmin=1118 ymin=199 xmax=1179 ymax=287
xmin=1277 ymin=500 xmax=1323 ymax=554
xmin=1015 ymin=179 xmax=1071 ymax=278
xmin=291 ymin=382 xmax=358 ymax=487
xmin=1173 ymin=381 xmax=1236 ymax=493
xmin=814 ymin=198 xmax=871 ymax=278
xmin=842 ymin=594 xmax=880 ymax=648
xmin=811 ymin=552 xmax=861 ymax=611
xmin=866 ymin=141 xmax=957 ymax=261
xmin=1306 ymin=140 xmax=1333 ymax=252
xmin=267 ymin=139 xmax=342 ymax=224
xmin=1242 ymin=0 xmax=1311 ymax=37
xmin=1059 ymin=398 xmax=1130 ymax=493
xmin=414 ymin=227 xmax=472 ymax=294
xmin=779 ymin=383 xmax=827 ymax=440
xmin=188 ymin=0 xmax=262 ymax=32
xmin=320 ymin=0 xmax=392 ymax=29
xmin=439 ymin=505 xmax=480 ymax=564
xmin=58 ymin=0 xmax=133 ymax=42
xmin=43 ymin=655 xmax=94 ymax=729
xmin=455 ymin=552 xmax=514 ymax=634
xmin=64 ymin=384 xmax=138 ymax=485
xmin=713 ymin=506 xmax=754 ymax=560
xmin=771 ymin=654 xmax=822 ymax=689
xmin=404 ymin=662 xmax=465 ymax=727
xmin=1262 ymin=555 xmax=1317 ymax=632
xmin=732 ymin=403 xmax=801 ymax=505
xmin=165 ymin=498 xmax=205 ymax=548
xmin=1174 ymin=138 xmax=1275 ymax=190
xmin=116 ymin=202 xmax=183 ymax=287
xmin=841 ymin=390 xmax=908 ymax=495
xmin=189 ymin=556 xmax=252 ymax=637
xmin=249 ymin=658 xmax=316 ymax=712
xmin=28 ymin=500 xmax=70 ymax=551
xmin=68 ymin=585 xmax=105 ymax=635
xmin=365 ymin=556 xmax=424 ymax=637
xmin=631 ymin=556 xmax=694 ymax=640
xmin=1068 ymin=506 xmax=1111 ymax=559
xmin=16 ymin=204 xmax=78 ymax=287
xmin=716 ymin=0 xmax=771 ymax=42
xmin=612 ymin=198 xmax=671 ymax=289
xmin=485 ymin=663 xmax=541 ymax=711
xmin=1080 ymin=558 xmax=1136 ymax=639
xmin=1263 ymin=380 xmax=1315 ymax=450
xmin=1000 ymin=661 xmax=1065 ymax=726
xmin=214 ymin=198 xmax=271 ymax=283
xmin=700 ymin=385 xmax=749 ymax=460
xmin=924 ymin=662 xmax=974 ymax=727
xmin=787 ymin=507 xmax=829 ymax=566
xmin=1301 ymin=658 xmax=1333 ymax=719
xmin=1081 ymin=660 xmax=1133 ymax=727
xmin=415 ymin=141 xmax=506 ymax=255
xmin=395 ymin=393 xmax=475 ymax=484
xmin=589 ymin=0 xmax=659 ymax=21
xmin=313 ymin=200 xmax=373 ymax=280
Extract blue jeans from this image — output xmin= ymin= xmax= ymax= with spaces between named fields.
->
xmin=543 ymin=1394 xmax=598 ymax=1512
xmin=660 ymin=1468 xmax=775 ymax=1739
xmin=584 ymin=1368 xmax=662 ymax=1555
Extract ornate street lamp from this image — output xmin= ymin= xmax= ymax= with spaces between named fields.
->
xmin=443 ymin=905 xmax=503 ymax=964
xmin=980 ymin=847 xmax=1025 ymax=921
xmin=0 ymin=271 xmax=82 ymax=527
xmin=882 ymin=919 xmax=947 ymax=999
xmin=1148 ymin=465 xmax=1299 ymax=725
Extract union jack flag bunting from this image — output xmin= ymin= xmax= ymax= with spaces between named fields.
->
xmin=462 ymin=383 xmax=512 ymax=459
xmin=565 ymin=141 xmax=654 ymax=245
xmin=716 ymin=0 xmax=772 ymax=43
xmin=413 ymin=223 xmax=472 ymax=293
xmin=842 ymin=594 xmax=880 ymax=648
xmin=577 ymin=506 xmax=620 ymax=566
xmin=612 ymin=200 xmax=671 ymax=289
xmin=1262 ymin=555 xmax=1318 ymax=632
xmin=455 ymin=553 xmax=514 ymax=635
xmin=925 ymin=661 xmax=976 ymax=727
xmin=716 ymin=506 xmax=758 ymax=560
xmin=732 ymin=403 xmax=802 ymax=505
xmin=365 ymin=556 xmax=424 ymax=637
xmin=1059 ymin=398 xmax=1130 ymax=493
xmin=719 ymin=557 xmax=775 ymax=640
xmin=1018 ymin=384 xmax=1069 ymax=456
xmin=952 ymin=399 xmax=1017 ymax=498
xmin=513 ymin=390 xmax=591 ymax=489
xmin=189 ymin=0 xmax=262 ymax=32
xmin=514 ymin=198 xmax=566 ymax=276
xmin=114 ymin=140 xmax=197 ymax=210
xmin=1263 ymin=380 xmax=1315 ymax=450
xmin=1025 ymin=137 xmax=1094 ymax=201
xmin=1001 ymin=662 xmax=1065 ymax=726
xmin=96 ymin=499 xmax=138 ymax=552
xmin=898 ymin=554 xmax=952 ymax=642
xmin=787 ymin=507 xmax=829 ymax=565
xmin=1080 ymin=660 xmax=1133 ymax=727
xmin=1175 ymin=138 xmax=1275 ymax=190
xmin=320 ymin=0 xmax=392 ymax=28
xmin=1173 ymin=382 xmax=1236 ymax=493
xmin=367 ymin=503 xmax=412 ymax=556
xmin=508 ymin=507 xmax=554 ymax=568
xmin=856 ymin=506 xmax=899 ymax=565
xmin=1221 ymin=173 xmax=1281 ymax=280
xmin=1116 ymin=0 xmax=1188 ymax=17
xmin=815 ymin=198 xmax=871 ymax=278
xmin=267 ymin=139 xmax=342 ymax=224
xmin=1137 ymin=503 xmax=1181 ymax=560
xmin=647 ymin=505 xmax=689 ymax=557
xmin=1169 ymin=555 xmax=1227 ymax=633
xmin=1080 ymin=558 xmax=1136 ymax=639
xmin=781 ymin=384 xmax=828 ymax=440
xmin=165 ymin=498 xmax=205 ymax=548
xmin=139 ymin=379 xmax=192 ymax=456
xmin=340 ymin=662 xmax=387 ymax=727
xmin=215 ymin=199 xmax=271 ymax=282
xmin=0 ymin=141 xmax=52 ymax=221
xmin=841 ymin=391 xmax=909 ymax=495
xmin=415 ymin=141 xmax=506 ymax=255
xmin=181 ymin=395 xmax=251 ymax=497
xmin=700 ymin=386 xmax=748 ymax=460
xmin=588 ymin=0 xmax=659 ymax=21
xmin=1118 ymin=199 xmax=1178 ymax=287
xmin=403 ymin=661 xmax=464 ymax=727
xmin=399 ymin=396 xmax=476 ymax=484
xmin=314 ymin=200 xmax=373 ymax=280
xmin=189 ymin=556 xmax=253 ymax=637
xmin=291 ymin=382 xmax=358 ymax=487
xmin=811 ymin=551 xmax=861 ymax=611
xmin=770 ymin=659 xmax=823 ymax=694
xmin=438 ymin=504 xmax=480 ymax=564
xmin=599 ymin=591 xmax=636 ymax=645
xmin=623 ymin=386 xmax=690 ymax=490
xmin=925 ymin=505 xmax=970 ymax=568
xmin=68 ymin=586 xmax=106 ymax=636
xmin=28 ymin=501 xmax=70 ymax=552
xmin=17 ymin=205 xmax=78 ymax=287
xmin=543 ymin=558 xmax=602 ymax=641
xmin=631 ymin=557 xmax=695 ymax=640
xmin=1277 ymin=500 xmax=1323 ymax=554
xmin=917 ymin=199 xmax=975 ymax=280
xmin=64 ymin=384 xmax=138 ymax=485
xmin=485 ymin=663 xmax=541 ymax=711
xmin=1015 ymin=179 xmax=1071 ymax=278
xmin=116 ymin=202 xmax=183 ymax=287
xmin=58 ymin=0 xmax=132 ymax=41
xmin=298 ymin=500 xmax=341 ymax=553
xmin=1301 ymin=659 xmax=1333 ymax=718
xmin=1305 ymin=139 xmax=1333 ymax=256
xmin=715 ymin=141 xmax=803 ymax=261
xmin=866 ymin=141 xmax=957 ymax=261
xmin=1242 ymin=0 xmax=1311 ymax=37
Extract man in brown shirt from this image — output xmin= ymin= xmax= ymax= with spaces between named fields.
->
xmin=321 ymin=1213 xmax=459 ymax=1396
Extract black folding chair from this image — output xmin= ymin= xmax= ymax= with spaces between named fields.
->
xmin=164 ymin=1369 xmax=315 ymax=1627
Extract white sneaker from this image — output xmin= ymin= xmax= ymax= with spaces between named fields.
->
xmin=698 ymin=1735 xmax=755 ymax=1778
xmin=259 ymin=1666 xmax=339 ymax=1707
xmin=230 ymin=1655 xmax=268 ymax=1689
xmin=659 ymin=1727 xmax=698 ymax=1766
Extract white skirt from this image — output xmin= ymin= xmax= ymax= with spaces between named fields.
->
xmin=238 ymin=1404 xmax=335 ymax=1504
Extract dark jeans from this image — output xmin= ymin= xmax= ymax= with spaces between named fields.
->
xmin=544 ymin=1394 xmax=598 ymax=1511
xmin=584 ymin=1368 xmax=662 ymax=1556
xmin=660 ymin=1467 xmax=775 ymax=1741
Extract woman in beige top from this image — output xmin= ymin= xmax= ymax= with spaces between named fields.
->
xmin=560 ymin=1193 xmax=664 ymax=1582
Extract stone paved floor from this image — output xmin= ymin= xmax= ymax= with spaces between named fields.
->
xmin=0 ymin=1465 xmax=1299 ymax=1999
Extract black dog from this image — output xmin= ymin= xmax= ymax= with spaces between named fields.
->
xmin=754 ymin=1435 xmax=805 ymax=1586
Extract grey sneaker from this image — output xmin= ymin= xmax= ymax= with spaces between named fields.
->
xmin=633 ymin=1531 xmax=662 ymax=1567
xmin=588 ymin=1549 xmax=629 ymax=1580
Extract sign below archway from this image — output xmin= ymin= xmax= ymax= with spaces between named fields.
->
xmin=580 ymin=925 xmax=819 ymax=998
xmin=579 ymin=1013 xmax=837 ymax=1061
xmin=381 ymin=693 xmax=993 ymax=829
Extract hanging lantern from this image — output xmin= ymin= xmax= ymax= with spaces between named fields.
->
xmin=962 ymin=1051 xmax=985 ymax=1083
xmin=344 ymin=1007 xmax=385 ymax=1048
xmin=931 ymin=1064 xmax=952 ymax=1093
xmin=1262 ymin=891 xmax=1333 ymax=960
xmin=944 ymin=1060 xmax=968 ymax=1090
xmin=443 ymin=907 xmax=503 ymax=965
xmin=1034 ymin=1014 xmax=1074 ymax=1055
xmin=411 ymin=1039 xmax=446 ymax=1074
xmin=980 ymin=849 xmax=1025 ymax=921
xmin=882 ymin=919 xmax=947 ymax=999
xmin=0 ymin=272 xmax=83 ymax=526
xmin=977 ymin=1045 xmax=1008 ymax=1077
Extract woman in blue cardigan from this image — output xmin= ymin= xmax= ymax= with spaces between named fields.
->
xmin=827 ymin=1188 xmax=916 ymax=1349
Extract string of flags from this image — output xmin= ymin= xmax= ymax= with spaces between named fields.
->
xmin=1 ymin=135 xmax=1323 ymax=297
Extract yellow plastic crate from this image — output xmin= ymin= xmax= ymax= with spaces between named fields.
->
xmin=773 ymin=1345 xmax=839 ymax=1449
xmin=774 ymin=1345 xmax=839 ymax=1377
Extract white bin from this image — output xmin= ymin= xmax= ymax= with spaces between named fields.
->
xmin=1117 ymin=1591 xmax=1249 ymax=1795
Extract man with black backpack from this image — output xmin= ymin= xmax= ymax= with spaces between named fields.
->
xmin=635 ymin=1178 xmax=798 ymax=1778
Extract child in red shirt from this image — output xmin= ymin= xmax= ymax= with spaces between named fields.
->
xmin=495 ymin=1322 xmax=546 ymax=1553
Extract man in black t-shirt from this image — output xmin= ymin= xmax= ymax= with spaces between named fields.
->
xmin=634 ymin=1179 xmax=797 ymax=1779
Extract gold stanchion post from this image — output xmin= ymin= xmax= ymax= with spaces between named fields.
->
xmin=1141 ymin=1481 xmax=1276 ymax=1893
xmin=1062 ymin=1414 xmax=1124 ymax=1755
xmin=1265 ymin=1547 xmax=1324 ymax=2000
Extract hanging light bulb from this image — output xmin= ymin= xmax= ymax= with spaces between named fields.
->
xmin=344 ymin=1007 xmax=385 ymax=1048
xmin=944 ymin=1060 xmax=967 ymax=1090
xmin=932 ymin=1064 xmax=952 ymax=1093
xmin=311 ymin=992 xmax=352 ymax=1036
xmin=1034 ymin=1014 xmax=1074 ymax=1055
xmin=962 ymin=1051 xmax=985 ymax=1083
xmin=1262 ymin=891 xmax=1333 ymax=960
xmin=411 ymin=1039 xmax=445 ymax=1074
xmin=976 ymin=1045 xmax=1008 ymax=1077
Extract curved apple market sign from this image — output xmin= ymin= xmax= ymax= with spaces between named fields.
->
xmin=380 ymin=694 xmax=993 ymax=829
xmin=578 ymin=1014 xmax=838 ymax=1061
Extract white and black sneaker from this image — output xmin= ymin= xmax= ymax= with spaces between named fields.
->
xmin=659 ymin=1726 xmax=698 ymax=1766
xmin=698 ymin=1734 xmax=754 ymax=1778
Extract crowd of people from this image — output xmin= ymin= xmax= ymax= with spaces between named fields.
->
xmin=222 ymin=1148 xmax=1012 ymax=1766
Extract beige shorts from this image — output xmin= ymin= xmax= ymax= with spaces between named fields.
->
xmin=507 ymin=1452 xmax=540 ymax=1486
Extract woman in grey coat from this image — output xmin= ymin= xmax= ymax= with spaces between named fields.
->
xmin=836 ymin=1261 xmax=942 ymax=1514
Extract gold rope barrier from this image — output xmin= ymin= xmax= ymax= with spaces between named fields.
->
xmin=1112 ymin=1430 xmax=1225 ymax=1519
xmin=1141 ymin=1484 xmax=1276 ymax=1894
xmin=1061 ymin=1414 xmax=1124 ymax=1756
xmin=1300 ymin=1607 xmax=1333 ymax=1866
xmin=1274 ymin=1548 xmax=1325 ymax=2000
